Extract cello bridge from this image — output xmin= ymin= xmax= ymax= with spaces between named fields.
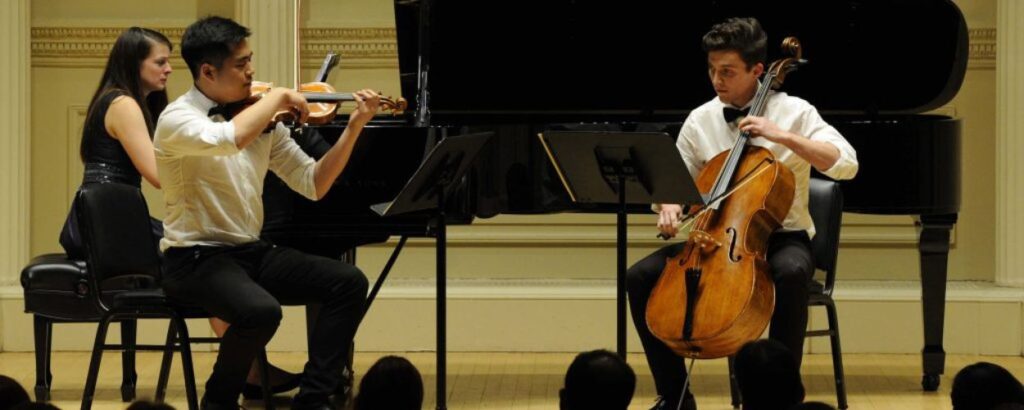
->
xmin=689 ymin=230 xmax=722 ymax=252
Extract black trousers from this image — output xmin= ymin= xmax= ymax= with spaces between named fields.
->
xmin=161 ymin=240 xmax=368 ymax=405
xmin=626 ymin=230 xmax=813 ymax=401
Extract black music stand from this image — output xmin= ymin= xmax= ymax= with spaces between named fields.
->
xmin=370 ymin=131 xmax=492 ymax=410
xmin=538 ymin=130 xmax=704 ymax=358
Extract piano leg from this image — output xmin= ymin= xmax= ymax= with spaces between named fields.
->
xmin=617 ymin=177 xmax=627 ymax=359
xmin=436 ymin=195 xmax=448 ymax=410
xmin=916 ymin=213 xmax=957 ymax=391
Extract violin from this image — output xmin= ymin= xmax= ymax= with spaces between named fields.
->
xmin=221 ymin=1 xmax=407 ymax=129
xmin=645 ymin=37 xmax=806 ymax=360
xmin=217 ymin=81 xmax=407 ymax=130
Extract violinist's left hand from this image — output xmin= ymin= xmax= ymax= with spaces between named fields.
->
xmin=349 ymin=89 xmax=381 ymax=128
xmin=739 ymin=116 xmax=791 ymax=145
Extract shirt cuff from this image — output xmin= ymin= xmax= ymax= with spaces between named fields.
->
xmin=215 ymin=120 xmax=240 ymax=153
xmin=821 ymin=146 xmax=858 ymax=180
xmin=301 ymin=163 xmax=318 ymax=200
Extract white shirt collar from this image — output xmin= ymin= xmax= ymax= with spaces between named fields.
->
xmin=185 ymin=86 xmax=219 ymax=113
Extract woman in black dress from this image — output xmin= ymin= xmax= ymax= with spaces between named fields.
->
xmin=59 ymin=27 xmax=170 ymax=257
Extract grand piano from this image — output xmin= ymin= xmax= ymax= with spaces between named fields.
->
xmin=262 ymin=0 xmax=967 ymax=405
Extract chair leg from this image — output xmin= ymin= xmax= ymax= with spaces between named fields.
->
xmin=257 ymin=349 xmax=275 ymax=410
xmin=82 ymin=314 xmax=115 ymax=410
xmin=826 ymin=301 xmax=849 ymax=410
xmin=728 ymin=355 xmax=741 ymax=409
xmin=33 ymin=315 xmax=52 ymax=402
xmin=120 ymin=319 xmax=138 ymax=402
xmin=45 ymin=318 xmax=54 ymax=389
xmin=155 ymin=320 xmax=176 ymax=402
xmin=172 ymin=315 xmax=200 ymax=410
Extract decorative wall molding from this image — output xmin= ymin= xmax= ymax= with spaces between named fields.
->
xmin=31 ymin=26 xmax=397 ymax=69
xmin=969 ymin=27 xmax=996 ymax=68
xmin=300 ymin=27 xmax=397 ymax=69
xmin=31 ymin=27 xmax=185 ymax=68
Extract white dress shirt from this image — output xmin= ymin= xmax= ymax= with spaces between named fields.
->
xmin=676 ymin=92 xmax=859 ymax=238
xmin=154 ymin=87 xmax=318 ymax=251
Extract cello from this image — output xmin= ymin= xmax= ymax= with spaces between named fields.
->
xmin=646 ymin=37 xmax=805 ymax=360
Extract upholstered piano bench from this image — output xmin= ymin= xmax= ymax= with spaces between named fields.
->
xmin=20 ymin=253 xmax=138 ymax=403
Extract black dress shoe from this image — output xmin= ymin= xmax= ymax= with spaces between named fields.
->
xmin=292 ymin=394 xmax=335 ymax=410
xmin=332 ymin=365 xmax=355 ymax=409
xmin=241 ymin=372 xmax=303 ymax=399
xmin=200 ymin=395 xmax=244 ymax=410
xmin=291 ymin=402 xmax=334 ymax=410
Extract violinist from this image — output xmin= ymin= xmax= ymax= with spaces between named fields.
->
xmin=154 ymin=16 xmax=378 ymax=410
xmin=61 ymin=25 xmax=301 ymax=399
xmin=625 ymin=17 xmax=859 ymax=410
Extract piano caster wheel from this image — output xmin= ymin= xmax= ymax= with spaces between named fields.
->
xmin=921 ymin=373 xmax=941 ymax=391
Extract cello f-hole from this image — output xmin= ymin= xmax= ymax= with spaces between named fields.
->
xmin=726 ymin=227 xmax=742 ymax=262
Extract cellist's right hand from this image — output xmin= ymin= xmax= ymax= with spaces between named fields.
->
xmin=657 ymin=204 xmax=684 ymax=239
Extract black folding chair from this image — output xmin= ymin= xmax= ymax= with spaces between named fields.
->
xmin=729 ymin=177 xmax=848 ymax=409
xmin=74 ymin=183 xmax=274 ymax=410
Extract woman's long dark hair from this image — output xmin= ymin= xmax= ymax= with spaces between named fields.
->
xmin=81 ymin=27 xmax=171 ymax=162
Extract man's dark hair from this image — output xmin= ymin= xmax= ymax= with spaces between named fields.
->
xmin=734 ymin=339 xmax=805 ymax=410
xmin=951 ymin=362 xmax=1024 ymax=410
xmin=560 ymin=349 xmax=636 ymax=410
xmin=702 ymin=17 xmax=767 ymax=70
xmin=181 ymin=16 xmax=251 ymax=80
xmin=354 ymin=356 xmax=423 ymax=410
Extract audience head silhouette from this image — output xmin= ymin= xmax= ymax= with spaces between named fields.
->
xmin=10 ymin=404 xmax=60 ymax=410
xmin=952 ymin=362 xmax=1024 ymax=410
xmin=560 ymin=349 xmax=636 ymax=410
xmin=354 ymin=356 xmax=424 ymax=410
xmin=0 ymin=375 xmax=30 ymax=410
xmin=734 ymin=339 xmax=805 ymax=410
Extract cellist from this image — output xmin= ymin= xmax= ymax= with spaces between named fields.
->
xmin=625 ymin=17 xmax=859 ymax=410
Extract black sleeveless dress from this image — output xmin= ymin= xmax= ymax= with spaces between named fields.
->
xmin=59 ymin=90 xmax=163 ymax=259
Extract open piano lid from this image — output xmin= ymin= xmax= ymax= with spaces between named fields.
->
xmin=395 ymin=0 xmax=967 ymax=122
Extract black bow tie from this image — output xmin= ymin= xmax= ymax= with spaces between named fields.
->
xmin=723 ymin=107 xmax=750 ymax=123
xmin=208 ymin=104 xmax=233 ymax=120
